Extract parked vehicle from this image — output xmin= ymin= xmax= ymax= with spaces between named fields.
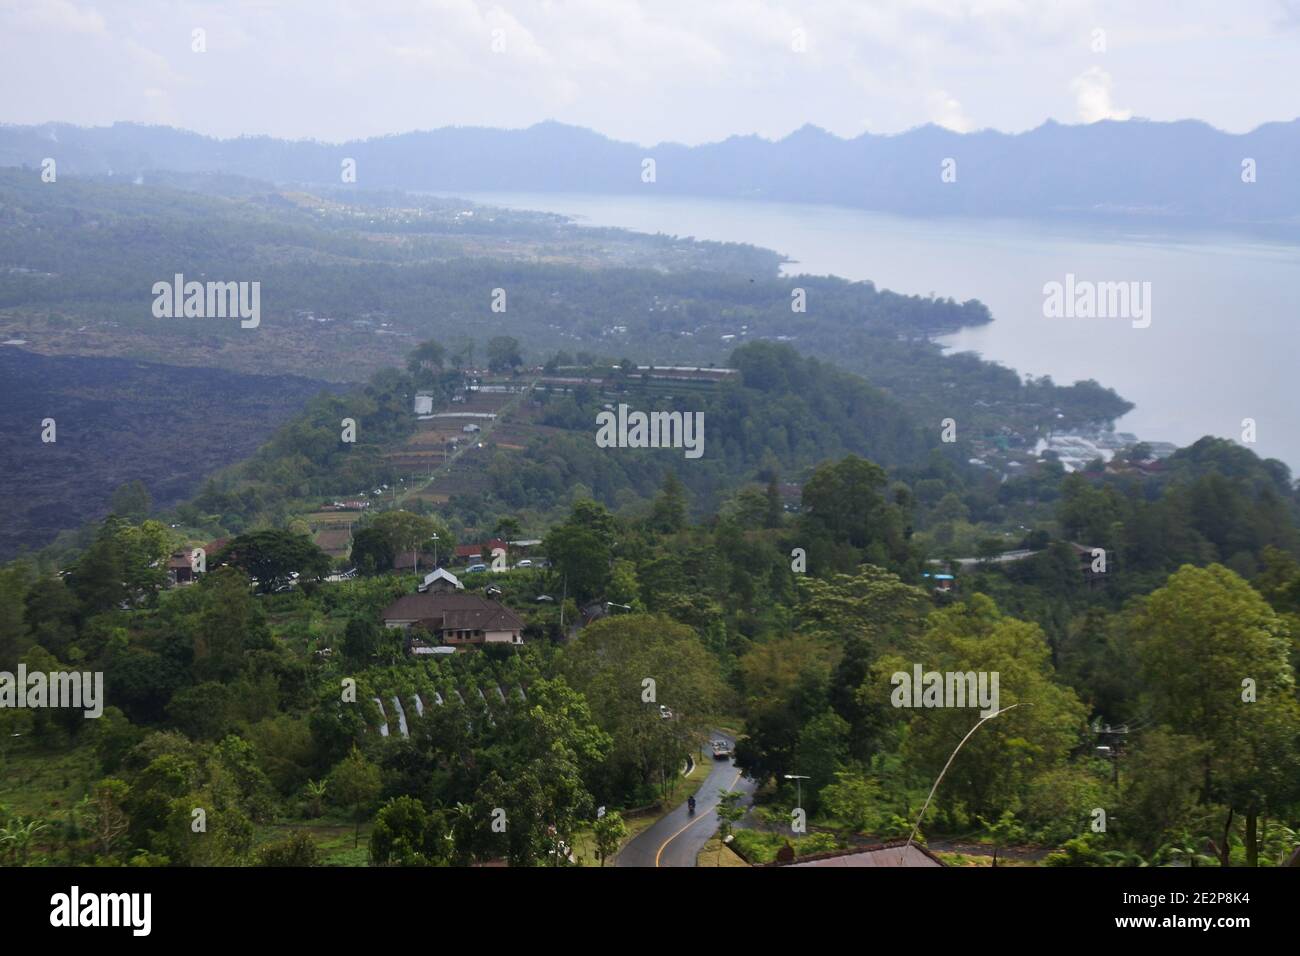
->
xmin=514 ymin=559 xmax=533 ymax=568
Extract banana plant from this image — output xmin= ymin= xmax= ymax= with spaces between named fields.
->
xmin=304 ymin=779 xmax=328 ymax=819
xmin=0 ymin=817 xmax=50 ymax=866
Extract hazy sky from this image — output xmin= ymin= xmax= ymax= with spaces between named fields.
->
xmin=3 ymin=0 xmax=1299 ymax=145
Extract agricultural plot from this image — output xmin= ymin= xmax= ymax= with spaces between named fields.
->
xmin=368 ymin=682 xmax=529 ymax=737
xmin=361 ymin=658 xmax=536 ymax=738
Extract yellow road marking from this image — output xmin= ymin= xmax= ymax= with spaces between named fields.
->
xmin=654 ymin=769 xmax=742 ymax=867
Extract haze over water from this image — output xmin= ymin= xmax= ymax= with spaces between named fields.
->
xmin=454 ymin=191 xmax=1300 ymax=472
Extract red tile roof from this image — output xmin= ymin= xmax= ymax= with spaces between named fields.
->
xmin=454 ymin=538 xmax=507 ymax=559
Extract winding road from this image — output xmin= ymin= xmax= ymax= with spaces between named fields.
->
xmin=615 ymin=731 xmax=757 ymax=867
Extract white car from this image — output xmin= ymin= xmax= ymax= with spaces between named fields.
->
xmin=659 ymin=705 xmax=673 ymax=720
xmin=514 ymin=559 xmax=533 ymax=569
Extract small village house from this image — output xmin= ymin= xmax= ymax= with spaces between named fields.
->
xmin=166 ymin=551 xmax=196 ymax=586
xmin=418 ymin=568 xmax=463 ymax=593
xmin=453 ymin=538 xmax=508 ymax=564
xmin=380 ymin=592 xmax=525 ymax=653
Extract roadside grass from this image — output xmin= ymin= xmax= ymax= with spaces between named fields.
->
xmin=697 ymin=835 xmax=750 ymax=867
xmin=258 ymin=819 xmax=373 ymax=866
xmin=571 ymin=809 xmax=660 ymax=866
xmin=933 ymin=850 xmax=1035 ymax=867
xmin=730 ymin=828 xmax=843 ymax=864
xmin=707 ymin=716 xmax=745 ymax=739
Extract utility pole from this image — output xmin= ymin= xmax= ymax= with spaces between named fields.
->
xmin=559 ymin=574 xmax=567 ymax=632
xmin=1090 ymin=719 xmax=1128 ymax=791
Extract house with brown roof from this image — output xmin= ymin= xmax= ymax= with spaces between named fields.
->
xmin=380 ymin=592 xmax=525 ymax=652
xmin=166 ymin=551 xmax=197 ymax=586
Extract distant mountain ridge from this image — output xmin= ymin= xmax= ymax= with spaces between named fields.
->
xmin=2 ymin=118 xmax=1299 ymax=234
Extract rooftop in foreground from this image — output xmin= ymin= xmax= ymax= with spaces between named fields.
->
xmin=765 ymin=841 xmax=945 ymax=867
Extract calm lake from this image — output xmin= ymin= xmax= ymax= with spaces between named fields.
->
xmin=453 ymin=191 xmax=1300 ymax=471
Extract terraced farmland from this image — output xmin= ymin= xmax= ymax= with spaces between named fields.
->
xmin=362 ymin=658 xmax=533 ymax=738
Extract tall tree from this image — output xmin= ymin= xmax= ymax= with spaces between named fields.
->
xmin=69 ymin=520 xmax=128 ymax=614
xmin=649 ymin=470 xmax=688 ymax=533
xmin=108 ymin=480 xmax=152 ymax=522
xmin=888 ymin=595 xmax=1087 ymax=821
xmin=486 ymin=336 xmax=523 ymax=372
xmin=801 ymin=456 xmax=912 ymax=567
xmin=369 ymin=511 xmax=437 ymax=569
xmin=406 ymin=339 xmax=446 ymax=384
xmin=592 ymin=811 xmax=627 ymax=867
xmin=329 ymin=746 xmax=382 ymax=848
xmin=370 ymin=795 xmax=448 ymax=866
xmin=1134 ymin=564 xmax=1300 ymax=865
xmin=193 ymin=567 xmax=269 ymax=682
xmin=561 ymin=614 xmax=723 ymax=801
xmin=216 ymin=530 xmax=331 ymax=593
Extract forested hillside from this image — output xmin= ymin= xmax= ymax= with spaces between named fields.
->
xmin=0 ymin=172 xmax=1134 ymax=553
xmin=3 ymin=419 xmax=1299 ymax=867
xmin=4 ymin=147 xmax=1292 ymax=875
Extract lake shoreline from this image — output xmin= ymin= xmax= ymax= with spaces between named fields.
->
xmin=445 ymin=190 xmax=1300 ymax=471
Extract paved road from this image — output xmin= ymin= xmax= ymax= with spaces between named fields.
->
xmin=928 ymin=549 xmax=1041 ymax=568
xmin=615 ymin=732 xmax=756 ymax=867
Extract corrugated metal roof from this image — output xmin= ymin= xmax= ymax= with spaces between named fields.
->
xmin=773 ymin=842 xmax=944 ymax=868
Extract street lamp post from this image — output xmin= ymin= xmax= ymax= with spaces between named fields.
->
xmin=783 ymin=773 xmax=809 ymax=814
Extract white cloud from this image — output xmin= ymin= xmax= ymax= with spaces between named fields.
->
xmin=1070 ymin=66 xmax=1132 ymax=122
xmin=927 ymin=89 xmax=975 ymax=132
xmin=9 ymin=0 xmax=107 ymax=35
xmin=0 ymin=1 xmax=1295 ymax=142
